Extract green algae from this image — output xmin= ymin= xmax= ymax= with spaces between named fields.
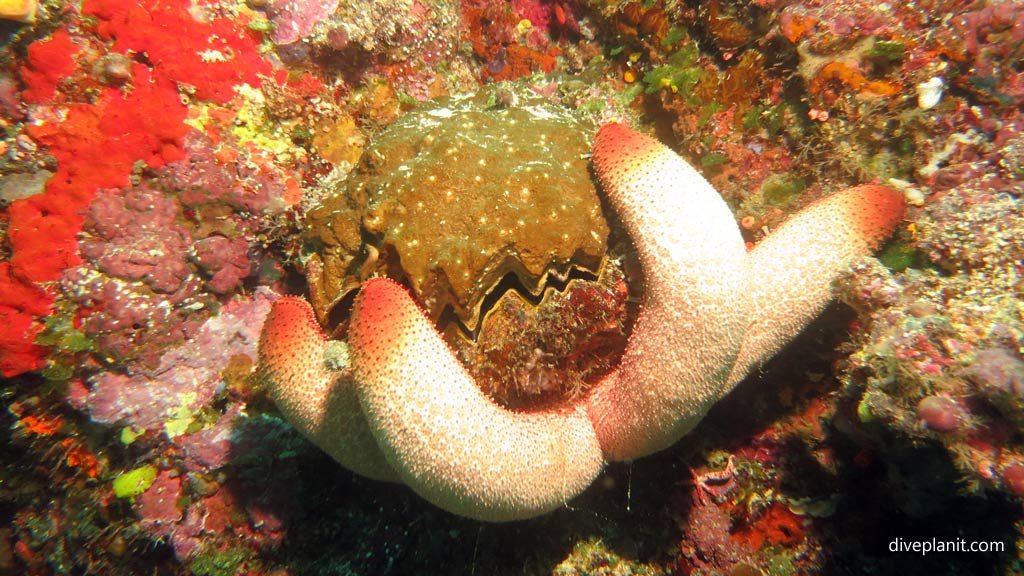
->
xmin=189 ymin=544 xmax=254 ymax=576
xmin=760 ymin=174 xmax=808 ymax=207
xmin=642 ymin=42 xmax=703 ymax=95
xmin=112 ymin=465 xmax=157 ymax=499
xmin=120 ymin=426 xmax=142 ymax=446
xmin=865 ymin=40 xmax=906 ymax=62
xmin=878 ymin=240 xmax=920 ymax=272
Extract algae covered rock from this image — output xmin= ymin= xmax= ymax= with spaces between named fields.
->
xmin=306 ymin=83 xmax=609 ymax=330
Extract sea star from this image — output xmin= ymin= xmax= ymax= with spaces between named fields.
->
xmin=258 ymin=122 xmax=905 ymax=521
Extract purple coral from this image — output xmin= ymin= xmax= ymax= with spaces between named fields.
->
xmin=72 ymin=289 xmax=275 ymax=430
xmin=64 ymin=184 xmax=209 ymax=367
xmin=159 ymin=133 xmax=276 ymax=214
xmin=80 ymin=185 xmax=194 ymax=294
xmin=63 ymin=269 xmax=207 ymax=368
xmin=192 ymin=235 xmax=251 ymax=295
xmin=678 ymin=498 xmax=751 ymax=572
xmin=267 ymin=0 xmax=340 ymax=45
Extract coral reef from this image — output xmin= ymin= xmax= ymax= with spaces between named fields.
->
xmin=837 ymin=182 xmax=1024 ymax=499
xmin=266 ymin=0 xmax=340 ymax=45
xmin=70 ymin=290 xmax=274 ymax=431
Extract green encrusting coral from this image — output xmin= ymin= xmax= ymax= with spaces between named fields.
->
xmin=112 ymin=464 xmax=157 ymax=499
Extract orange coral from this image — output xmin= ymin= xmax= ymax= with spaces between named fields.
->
xmin=2 ymin=0 xmax=275 ymax=377
xmin=811 ymin=61 xmax=902 ymax=98
xmin=20 ymin=29 xmax=80 ymax=104
xmin=463 ymin=3 xmax=516 ymax=61
xmin=486 ymin=44 xmax=561 ymax=81
xmin=83 ymin=0 xmax=272 ymax=104
xmin=618 ymin=2 xmax=669 ymax=45
xmin=733 ymin=502 xmax=806 ymax=549
xmin=700 ymin=0 xmax=755 ymax=50
xmin=61 ymin=438 xmax=101 ymax=479
xmin=780 ymin=12 xmax=817 ymax=43
xmin=20 ymin=413 xmax=63 ymax=436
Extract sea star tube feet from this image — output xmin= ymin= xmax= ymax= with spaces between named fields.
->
xmin=723 ymin=183 xmax=908 ymax=392
xmin=584 ymin=121 xmax=750 ymax=462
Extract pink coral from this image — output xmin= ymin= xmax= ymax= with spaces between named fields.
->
xmin=136 ymin=470 xmax=184 ymax=538
xmin=64 ymin=270 xmax=206 ymax=368
xmin=267 ymin=0 xmax=340 ymax=44
xmin=677 ymin=498 xmax=751 ymax=572
xmin=917 ymin=395 xmax=966 ymax=433
xmin=179 ymin=405 xmax=244 ymax=471
xmin=73 ymin=289 xmax=275 ymax=429
xmin=159 ymin=132 xmax=279 ymax=214
xmin=192 ymin=236 xmax=251 ymax=295
xmin=81 ymin=185 xmax=194 ymax=295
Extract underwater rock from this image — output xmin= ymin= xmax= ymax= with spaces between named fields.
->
xmin=967 ymin=348 xmax=1024 ymax=398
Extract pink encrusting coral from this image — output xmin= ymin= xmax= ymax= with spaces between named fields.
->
xmin=192 ymin=236 xmax=252 ymax=295
xmin=160 ymin=133 xmax=280 ymax=215
xmin=71 ymin=289 xmax=275 ymax=430
xmin=1 ymin=63 xmax=190 ymax=377
xmin=64 ymin=185 xmax=207 ymax=368
xmin=80 ymin=185 xmax=196 ymax=295
xmin=267 ymin=0 xmax=340 ymax=45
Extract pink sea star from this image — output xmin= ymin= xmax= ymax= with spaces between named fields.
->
xmin=257 ymin=122 xmax=905 ymax=521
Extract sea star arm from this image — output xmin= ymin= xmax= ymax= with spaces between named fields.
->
xmin=723 ymin=184 xmax=906 ymax=391
xmin=348 ymin=277 xmax=605 ymax=522
xmin=257 ymin=296 xmax=398 ymax=481
xmin=584 ymin=122 xmax=751 ymax=461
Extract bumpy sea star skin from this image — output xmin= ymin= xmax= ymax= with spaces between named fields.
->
xmin=583 ymin=122 xmax=750 ymax=461
xmin=258 ymin=296 xmax=396 ymax=482
xmin=257 ymin=122 xmax=905 ymax=521
xmin=348 ymin=278 xmax=605 ymax=520
xmin=723 ymin=183 xmax=908 ymax=392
